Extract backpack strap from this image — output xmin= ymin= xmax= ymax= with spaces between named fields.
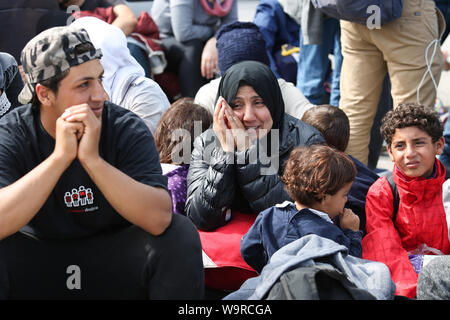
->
xmin=386 ymin=167 xmax=450 ymax=227
xmin=385 ymin=172 xmax=400 ymax=226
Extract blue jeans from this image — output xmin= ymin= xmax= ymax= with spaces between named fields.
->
xmin=434 ymin=0 xmax=450 ymax=42
xmin=440 ymin=119 xmax=450 ymax=167
xmin=438 ymin=0 xmax=450 ymax=168
xmin=368 ymin=75 xmax=393 ymax=171
xmin=127 ymin=42 xmax=152 ymax=78
xmin=296 ymin=18 xmax=342 ymax=106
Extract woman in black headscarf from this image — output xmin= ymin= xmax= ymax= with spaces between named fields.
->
xmin=185 ymin=61 xmax=324 ymax=231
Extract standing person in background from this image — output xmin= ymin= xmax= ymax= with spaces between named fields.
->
xmin=339 ymin=0 xmax=445 ymax=165
xmin=151 ymin=0 xmax=238 ymax=97
xmin=295 ymin=0 xmax=342 ymax=107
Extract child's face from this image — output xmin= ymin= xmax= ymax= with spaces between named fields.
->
xmin=320 ymin=181 xmax=353 ymax=219
xmin=387 ymin=126 xmax=444 ymax=178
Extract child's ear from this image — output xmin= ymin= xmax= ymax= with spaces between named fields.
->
xmin=435 ymin=136 xmax=445 ymax=155
xmin=35 ymin=84 xmax=54 ymax=107
xmin=387 ymin=144 xmax=395 ymax=162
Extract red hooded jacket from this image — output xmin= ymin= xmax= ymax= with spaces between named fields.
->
xmin=362 ymin=160 xmax=450 ymax=298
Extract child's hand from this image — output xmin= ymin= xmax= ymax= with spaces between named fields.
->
xmin=339 ymin=208 xmax=360 ymax=231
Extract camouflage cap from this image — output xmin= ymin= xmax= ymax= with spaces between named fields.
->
xmin=18 ymin=26 xmax=102 ymax=104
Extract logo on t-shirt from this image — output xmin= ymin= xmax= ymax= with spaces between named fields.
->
xmin=64 ymin=186 xmax=96 ymax=212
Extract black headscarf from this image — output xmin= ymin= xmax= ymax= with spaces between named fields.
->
xmin=216 ymin=60 xmax=285 ymax=131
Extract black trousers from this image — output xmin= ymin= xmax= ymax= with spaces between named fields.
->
xmin=0 ymin=214 xmax=204 ymax=300
xmin=161 ymin=37 xmax=207 ymax=98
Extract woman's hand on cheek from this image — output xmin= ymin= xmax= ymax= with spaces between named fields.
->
xmin=222 ymin=105 xmax=252 ymax=152
xmin=213 ymin=97 xmax=235 ymax=152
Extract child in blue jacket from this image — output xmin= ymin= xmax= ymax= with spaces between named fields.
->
xmin=241 ymin=144 xmax=363 ymax=273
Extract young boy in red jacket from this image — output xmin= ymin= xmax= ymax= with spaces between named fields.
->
xmin=362 ymin=103 xmax=450 ymax=299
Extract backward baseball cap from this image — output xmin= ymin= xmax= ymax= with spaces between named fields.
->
xmin=18 ymin=25 xmax=102 ymax=105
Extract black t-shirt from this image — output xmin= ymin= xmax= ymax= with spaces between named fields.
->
xmin=0 ymin=102 xmax=167 ymax=240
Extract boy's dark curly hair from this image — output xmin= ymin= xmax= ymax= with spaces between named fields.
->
xmin=281 ymin=145 xmax=356 ymax=206
xmin=381 ymin=103 xmax=443 ymax=146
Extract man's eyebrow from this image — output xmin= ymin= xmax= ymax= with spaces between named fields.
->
xmin=75 ymin=71 xmax=105 ymax=82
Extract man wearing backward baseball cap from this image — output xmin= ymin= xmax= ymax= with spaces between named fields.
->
xmin=0 ymin=26 xmax=204 ymax=299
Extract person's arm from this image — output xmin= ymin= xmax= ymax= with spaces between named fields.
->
xmin=278 ymin=79 xmax=314 ymax=120
xmin=111 ymin=4 xmax=138 ymax=35
xmin=0 ymin=116 xmax=83 ymax=240
xmin=185 ymin=131 xmax=236 ymax=230
xmin=339 ymin=208 xmax=363 ymax=258
xmin=170 ymin=0 xmax=214 ymax=42
xmin=199 ymin=0 xmax=238 ymax=79
xmin=240 ymin=211 xmax=268 ymax=274
xmin=201 ymin=37 xmax=218 ymax=79
xmin=362 ymin=177 xmax=418 ymax=298
xmin=62 ymin=104 xmax=172 ymax=236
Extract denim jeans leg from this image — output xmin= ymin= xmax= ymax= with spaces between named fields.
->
xmin=127 ymin=42 xmax=152 ymax=78
xmin=434 ymin=0 xmax=450 ymax=43
xmin=296 ymin=18 xmax=341 ymax=105
xmin=440 ymin=118 xmax=450 ymax=167
xmin=329 ymin=23 xmax=342 ymax=107
xmin=368 ymin=75 xmax=392 ymax=170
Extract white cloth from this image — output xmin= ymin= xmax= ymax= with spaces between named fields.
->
xmin=0 ymin=91 xmax=11 ymax=117
xmin=194 ymin=77 xmax=314 ymax=120
xmin=442 ymin=179 xmax=450 ymax=241
xmin=70 ymin=17 xmax=170 ymax=133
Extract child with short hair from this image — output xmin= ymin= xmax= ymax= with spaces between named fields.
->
xmin=241 ymin=144 xmax=362 ymax=273
xmin=301 ymin=104 xmax=350 ymax=152
xmin=154 ymin=98 xmax=213 ymax=215
xmin=362 ymin=103 xmax=450 ymax=299
xmin=301 ymin=104 xmax=379 ymax=232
